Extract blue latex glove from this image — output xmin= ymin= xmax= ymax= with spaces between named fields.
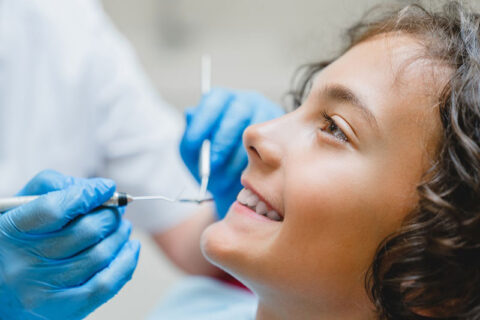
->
xmin=0 ymin=170 xmax=140 ymax=320
xmin=180 ymin=88 xmax=285 ymax=219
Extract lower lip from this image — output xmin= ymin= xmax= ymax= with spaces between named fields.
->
xmin=231 ymin=201 xmax=276 ymax=223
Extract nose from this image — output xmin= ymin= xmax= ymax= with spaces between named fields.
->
xmin=243 ymin=117 xmax=285 ymax=169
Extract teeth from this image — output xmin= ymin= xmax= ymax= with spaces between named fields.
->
xmin=246 ymin=194 xmax=259 ymax=207
xmin=236 ymin=187 xmax=283 ymax=222
xmin=267 ymin=210 xmax=282 ymax=221
xmin=237 ymin=188 xmax=250 ymax=205
xmin=255 ymin=201 xmax=268 ymax=215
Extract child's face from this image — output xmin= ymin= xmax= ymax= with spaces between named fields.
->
xmin=202 ymin=34 xmax=445 ymax=314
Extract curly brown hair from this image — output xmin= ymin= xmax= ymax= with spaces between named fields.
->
xmin=289 ymin=1 xmax=480 ymax=319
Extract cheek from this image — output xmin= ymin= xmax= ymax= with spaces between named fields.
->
xmin=200 ymin=149 xmax=420 ymax=301
xmin=273 ymin=155 xmax=413 ymax=290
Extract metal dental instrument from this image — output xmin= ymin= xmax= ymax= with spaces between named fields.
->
xmin=199 ymin=139 xmax=211 ymax=200
xmin=0 ymin=191 xmax=213 ymax=213
xmin=199 ymin=54 xmax=212 ymax=200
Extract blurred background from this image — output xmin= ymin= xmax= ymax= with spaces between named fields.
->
xmin=88 ymin=0 xmax=429 ymax=319
xmin=99 ymin=0 xmax=387 ymax=111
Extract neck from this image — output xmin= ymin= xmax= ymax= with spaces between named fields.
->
xmin=254 ymin=296 xmax=375 ymax=320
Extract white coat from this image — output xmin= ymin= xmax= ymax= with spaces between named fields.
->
xmin=0 ymin=0 xmax=197 ymax=232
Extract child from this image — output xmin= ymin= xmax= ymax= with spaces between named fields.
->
xmin=154 ymin=1 xmax=480 ymax=319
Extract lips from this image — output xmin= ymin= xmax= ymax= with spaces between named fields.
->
xmin=236 ymin=187 xmax=283 ymax=222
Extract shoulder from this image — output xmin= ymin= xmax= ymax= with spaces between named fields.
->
xmin=1 ymin=0 xmax=127 ymax=87
xmin=6 ymin=0 xmax=103 ymax=27
xmin=2 ymin=0 xmax=110 ymax=54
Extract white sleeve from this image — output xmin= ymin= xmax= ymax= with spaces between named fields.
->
xmin=77 ymin=0 xmax=200 ymax=232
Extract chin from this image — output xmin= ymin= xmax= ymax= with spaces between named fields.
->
xmin=200 ymin=218 xmax=259 ymax=283
xmin=201 ymin=220 xmax=238 ymax=270
xmin=200 ymin=204 xmax=285 ymax=289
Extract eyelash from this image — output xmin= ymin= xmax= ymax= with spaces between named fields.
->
xmin=320 ymin=111 xmax=348 ymax=143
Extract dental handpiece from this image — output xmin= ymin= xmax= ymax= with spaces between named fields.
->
xmin=0 ymin=192 xmax=213 ymax=213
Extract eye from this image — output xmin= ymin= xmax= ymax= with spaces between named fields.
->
xmin=320 ymin=111 xmax=348 ymax=143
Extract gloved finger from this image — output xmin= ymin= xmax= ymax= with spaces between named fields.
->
xmin=183 ymin=88 xmax=234 ymax=148
xmin=185 ymin=107 xmax=194 ymax=126
xmin=63 ymin=239 xmax=140 ymax=320
xmin=6 ymin=178 xmax=116 ymax=234
xmin=216 ymin=178 xmax=244 ymax=219
xmin=117 ymin=206 xmax=126 ymax=216
xmin=16 ymin=170 xmax=81 ymax=196
xmin=209 ymin=138 xmax=248 ymax=219
xmin=212 ymin=142 xmax=248 ymax=193
xmin=180 ymin=89 xmax=235 ymax=181
xmin=179 ymin=107 xmax=202 ymax=181
xmin=210 ymin=96 xmax=252 ymax=170
xmin=33 ymin=208 xmax=121 ymax=259
xmin=179 ymin=142 xmax=200 ymax=183
xmin=46 ymin=220 xmax=131 ymax=288
xmin=40 ymin=239 xmax=140 ymax=320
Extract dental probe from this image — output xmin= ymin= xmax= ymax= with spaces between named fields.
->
xmin=199 ymin=54 xmax=212 ymax=200
xmin=199 ymin=140 xmax=211 ymax=200
xmin=0 ymin=192 xmax=213 ymax=213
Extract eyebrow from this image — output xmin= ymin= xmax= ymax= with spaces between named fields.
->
xmin=321 ymin=84 xmax=379 ymax=132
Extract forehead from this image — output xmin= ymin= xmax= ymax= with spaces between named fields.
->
xmin=317 ymin=34 xmax=440 ymax=110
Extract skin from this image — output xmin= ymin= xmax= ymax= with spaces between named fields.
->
xmin=200 ymin=34 xmax=447 ymax=320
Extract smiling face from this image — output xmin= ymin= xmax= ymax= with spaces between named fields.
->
xmin=201 ymin=34 xmax=446 ymax=318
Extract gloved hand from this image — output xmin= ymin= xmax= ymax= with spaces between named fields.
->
xmin=0 ymin=170 xmax=140 ymax=320
xmin=180 ymin=88 xmax=284 ymax=219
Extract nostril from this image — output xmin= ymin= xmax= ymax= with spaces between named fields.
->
xmin=249 ymin=145 xmax=261 ymax=160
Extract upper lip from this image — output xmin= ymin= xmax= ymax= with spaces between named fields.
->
xmin=240 ymin=177 xmax=283 ymax=218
